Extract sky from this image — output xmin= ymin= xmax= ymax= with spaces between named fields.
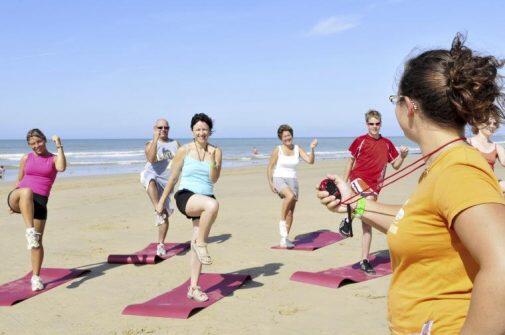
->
xmin=1 ymin=0 xmax=504 ymax=139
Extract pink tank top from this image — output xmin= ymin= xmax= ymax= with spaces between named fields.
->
xmin=18 ymin=152 xmax=58 ymax=196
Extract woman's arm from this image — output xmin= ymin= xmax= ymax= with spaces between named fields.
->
xmin=52 ymin=136 xmax=66 ymax=172
xmin=267 ymin=147 xmax=279 ymax=193
xmin=455 ymin=203 xmax=505 ymax=334
xmin=16 ymin=155 xmax=28 ymax=187
xmin=299 ymin=139 xmax=318 ymax=164
xmin=155 ymin=146 xmax=186 ymax=213
xmin=209 ymin=146 xmax=222 ymax=183
xmin=316 ymin=174 xmax=402 ymax=233
xmin=495 ymin=144 xmax=505 ymax=167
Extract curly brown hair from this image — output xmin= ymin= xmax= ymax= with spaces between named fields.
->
xmin=399 ymin=33 xmax=504 ymax=130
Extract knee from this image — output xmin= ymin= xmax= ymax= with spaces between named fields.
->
xmin=205 ymin=200 xmax=219 ymax=213
xmin=285 ymin=192 xmax=295 ymax=202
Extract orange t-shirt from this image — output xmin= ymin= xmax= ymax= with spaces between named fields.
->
xmin=387 ymin=145 xmax=505 ymax=334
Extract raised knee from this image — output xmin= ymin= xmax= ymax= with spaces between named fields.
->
xmin=206 ymin=200 xmax=219 ymax=213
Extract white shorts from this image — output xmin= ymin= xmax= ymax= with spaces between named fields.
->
xmin=273 ymin=177 xmax=299 ymax=199
xmin=140 ymin=171 xmax=174 ymax=216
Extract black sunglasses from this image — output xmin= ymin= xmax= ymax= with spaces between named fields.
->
xmin=157 ymin=126 xmax=170 ymax=130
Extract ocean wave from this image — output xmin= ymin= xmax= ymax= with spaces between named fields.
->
xmin=64 ymin=150 xmax=145 ymax=158
xmin=69 ymin=160 xmax=145 ymax=166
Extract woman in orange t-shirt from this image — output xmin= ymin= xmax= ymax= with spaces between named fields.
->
xmin=318 ymin=34 xmax=505 ymax=334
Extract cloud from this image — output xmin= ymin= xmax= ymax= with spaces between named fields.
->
xmin=306 ymin=15 xmax=360 ymax=36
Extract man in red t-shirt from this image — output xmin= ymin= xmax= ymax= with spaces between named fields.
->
xmin=343 ymin=110 xmax=409 ymax=274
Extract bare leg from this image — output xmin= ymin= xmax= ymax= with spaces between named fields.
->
xmin=8 ymin=188 xmax=35 ymax=228
xmin=31 ymin=219 xmax=46 ymax=276
xmin=157 ymin=220 xmax=169 ymax=244
xmin=146 ymin=181 xmax=169 ymax=244
xmin=279 ymin=188 xmax=296 ymax=222
xmin=185 ymin=195 xmax=219 ymax=245
xmin=190 ymin=221 xmax=202 ymax=287
xmin=285 ymin=201 xmax=297 ymax=234
xmin=361 ymin=195 xmax=377 ymax=260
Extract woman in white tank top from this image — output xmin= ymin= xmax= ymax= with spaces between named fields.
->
xmin=267 ymin=124 xmax=318 ymax=248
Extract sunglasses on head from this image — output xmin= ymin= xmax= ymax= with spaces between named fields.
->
xmin=367 ymin=122 xmax=381 ymax=126
xmin=157 ymin=126 xmax=170 ymax=130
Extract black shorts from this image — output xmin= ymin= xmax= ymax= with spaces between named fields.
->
xmin=174 ymin=189 xmax=216 ymax=220
xmin=7 ymin=189 xmax=49 ymax=220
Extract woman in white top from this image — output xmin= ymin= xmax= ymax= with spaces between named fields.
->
xmin=467 ymin=112 xmax=505 ymax=191
xmin=267 ymin=124 xmax=318 ymax=247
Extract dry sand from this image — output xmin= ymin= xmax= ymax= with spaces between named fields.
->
xmin=2 ymin=158 xmax=489 ymax=335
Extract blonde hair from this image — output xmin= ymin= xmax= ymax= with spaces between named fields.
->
xmin=365 ymin=110 xmax=382 ymax=122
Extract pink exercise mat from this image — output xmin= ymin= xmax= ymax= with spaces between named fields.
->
xmin=290 ymin=251 xmax=392 ymax=288
xmin=0 ymin=268 xmax=89 ymax=306
xmin=107 ymin=242 xmax=190 ymax=264
xmin=122 ymin=273 xmax=251 ymax=319
xmin=271 ymin=230 xmax=347 ymax=251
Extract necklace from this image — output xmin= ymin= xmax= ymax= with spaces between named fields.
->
xmin=343 ymin=137 xmax=465 ymax=205
xmin=194 ymin=139 xmax=207 ymax=162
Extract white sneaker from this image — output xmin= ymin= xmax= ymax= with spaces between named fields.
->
xmin=278 ymin=221 xmax=288 ymax=238
xmin=155 ymin=212 xmax=167 ymax=226
xmin=280 ymin=237 xmax=295 ymax=248
xmin=156 ymin=243 xmax=167 ymax=256
xmin=31 ymin=275 xmax=44 ymax=291
xmin=25 ymin=228 xmax=40 ymax=250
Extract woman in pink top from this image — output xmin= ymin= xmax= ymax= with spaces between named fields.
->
xmin=467 ymin=112 xmax=505 ymax=191
xmin=7 ymin=129 xmax=66 ymax=291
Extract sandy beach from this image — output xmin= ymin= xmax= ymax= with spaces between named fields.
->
xmin=0 ymin=157 xmax=484 ymax=335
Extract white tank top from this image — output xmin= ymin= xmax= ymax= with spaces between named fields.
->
xmin=142 ymin=139 xmax=178 ymax=178
xmin=273 ymin=145 xmax=300 ymax=178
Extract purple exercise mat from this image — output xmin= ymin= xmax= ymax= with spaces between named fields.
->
xmin=0 ymin=268 xmax=89 ymax=306
xmin=290 ymin=251 xmax=392 ymax=288
xmin=271 ymin=230 xmax=347 ymax=251
xmin=107 ymin=242 xmax=190 ymax=264
xmin=122 ymin=273 xmax=251 ymax=319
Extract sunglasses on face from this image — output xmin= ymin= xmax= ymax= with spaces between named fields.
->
xmin=157 ymin=126 xmax=170 ymax=130
xmin=367 ymin=122 xmax=381 ymax=126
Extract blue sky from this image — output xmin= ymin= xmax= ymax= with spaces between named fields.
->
xmin=1 ymin=0 xmax=504 ymax=139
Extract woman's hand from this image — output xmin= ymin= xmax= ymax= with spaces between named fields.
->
xmin=52 ymin=135 xmax=62 ymax=147
xmin=316 ymin=174 xmax=355 ymax=213
xmin=210 ymin=147 xmax=216 ymax=164
xmin=269 ymin=183 xmax=278 ymax=194
xmin=310 ymin=139 xmax=318 ymax=149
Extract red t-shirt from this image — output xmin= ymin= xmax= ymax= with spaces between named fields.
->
xmin=348 ymin=134 xmax=399 ymax=193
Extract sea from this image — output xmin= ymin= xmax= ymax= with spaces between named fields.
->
xmin=1 ymin=136 xmax=503 ymax=182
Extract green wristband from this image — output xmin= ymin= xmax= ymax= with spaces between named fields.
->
xmin=353 ymin=197 xmax=366 ymax=218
